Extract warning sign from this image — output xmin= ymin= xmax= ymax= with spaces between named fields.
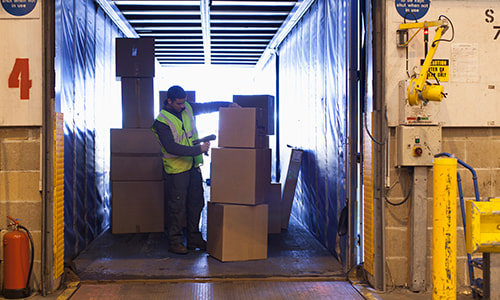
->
xmin=395 ymin=0 xmax=430 ymax=20
xmin=420 ymin=59 xmax=449 ymax=82
xmin=0 ymin=0 xmax=39 ymax=19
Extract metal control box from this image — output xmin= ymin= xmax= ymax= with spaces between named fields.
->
xmin=396 ymin=125 xmax=442 ymax=167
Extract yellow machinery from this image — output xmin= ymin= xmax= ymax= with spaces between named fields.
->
xmin=397 ymin=18 xmax=450 ymax=106
xmin=466 ymin=198 xmax=500 ymax=254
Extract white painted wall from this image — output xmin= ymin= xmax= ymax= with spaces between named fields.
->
xmin=0 ymin=1 xmax=42 ymax=126
xmin=386 ymin=0 xmax=500 ymax=127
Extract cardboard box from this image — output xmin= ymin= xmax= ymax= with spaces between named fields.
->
xmin=121 ymin=77 xmax=155 ymax=129
xmin=218 ymin=107 xmax=267 ymax=148
xmin=233 ymin=94 xmax=275 ymax=135
xmin=111 ymin=154 xmax=163 ymax=181
xmin=207 ymin=202 xmax=268 ymax=262
xmin=210 ymin=148 xmax=271 ymax=205
xmin=281 ymin=149 xmax=304 ymax=229
xmin=266 ymin=183 xmax=282 ymax=234
xmin=116 ymin=37 xmax=155 ymax=78
xmin=112 ymin=181 xmax=164 ymax=234
xmin=111 ymin=128 xmax=161 ymax=154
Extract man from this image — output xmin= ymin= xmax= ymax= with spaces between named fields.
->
xmin=152 ymin=85 xmax=239 ymax=254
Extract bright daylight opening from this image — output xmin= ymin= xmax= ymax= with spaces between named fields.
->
xmin=154 ymin=64 xmax=258 ymax=180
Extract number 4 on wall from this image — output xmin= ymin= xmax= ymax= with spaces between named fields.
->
xmin=8 ymin=58 xmax=32 ymax=100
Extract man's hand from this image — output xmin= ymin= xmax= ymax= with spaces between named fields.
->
xmin=200 ymin=141 xmax=210 ymax=154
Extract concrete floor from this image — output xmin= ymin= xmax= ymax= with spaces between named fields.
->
xmin=71 ymin=216 xmax=344 ymax=281
xmin=0 ymin=216 xmax=476 ymax=299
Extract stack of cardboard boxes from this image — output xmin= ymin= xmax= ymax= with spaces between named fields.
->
xmin=111 ymin=38 xmax=164 ymax=234
xmin=232 ymin=95 xmax=282 ymax=235
xmin=207 ymin=95 xmax=281 ymax=262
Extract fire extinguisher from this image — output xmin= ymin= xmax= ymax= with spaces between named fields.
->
xmin=2 ymin=216 xmax=34 ymax=299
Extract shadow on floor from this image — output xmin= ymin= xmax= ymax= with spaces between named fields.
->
xmin=72 ymin=216 xmax=345 ymax=282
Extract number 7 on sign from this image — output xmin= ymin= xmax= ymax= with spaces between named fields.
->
xmin=8 ymin=58 xmax=32 ymax=100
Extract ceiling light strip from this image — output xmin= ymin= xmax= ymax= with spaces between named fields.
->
xmin=200 ymin=0 xmax=211 ymax=65
xmin=211 ymin=1 xmax=296 ymax=6
xmin=114 ymin=1 xmax=200 ymax=5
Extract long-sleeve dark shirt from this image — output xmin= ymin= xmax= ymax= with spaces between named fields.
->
xmin=152 ymin=101 xmax=232 ymax=157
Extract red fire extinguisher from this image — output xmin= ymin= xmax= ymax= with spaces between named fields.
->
xmin=2 ymin=216 xmax=33 ymax=299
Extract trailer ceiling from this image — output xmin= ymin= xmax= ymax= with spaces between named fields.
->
xmin=109 ymin=0 xmax=306 ymax=66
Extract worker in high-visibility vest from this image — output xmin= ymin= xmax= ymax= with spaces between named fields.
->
xmin=152 ymin=85 xmax=239 ymax=254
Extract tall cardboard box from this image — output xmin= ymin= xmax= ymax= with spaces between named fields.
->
xmin=218 ymin=107 xmax=267 ymax=148
xmin=210 ymin=148 xmax=271 ymax=205
xmin=233 ymin=95 xmax=275 ymax=135
xmin=121 ymin=77 xmax=154 ymax=128
xmin=110 ymin=128 xmax=163 ymax=181
xmin=111 ymin=128 xmax=160 ymax=154
xmin=111 ymin=155 xmax=163 ymax=181
xmin=207 ymin=202 xmax=268 ymax=262
xmin=266 ymin=183 xmax=282 ymax=234
xmin=112 ymin=181 xmax=164 ymax=234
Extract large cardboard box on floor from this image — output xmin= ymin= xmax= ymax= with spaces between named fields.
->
xmin=210 ymin=147 xmax=271 ymax=205
xmin=218 ymin=107 xmax=268 ymax=148
xmin=112 ymin=181 xmax=164 ymax=234
xmin=266 ymin=183 xmax=282 ymax=234
xmin=207 ymin=202 xmax=268 ymax=262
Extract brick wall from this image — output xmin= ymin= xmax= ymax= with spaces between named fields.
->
xmin=0 ymin=127 xmax=42 ymax=290
xmin=384 ymin=127 xmax=500 ymax=289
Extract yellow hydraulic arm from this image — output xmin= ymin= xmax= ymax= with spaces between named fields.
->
xmin=398 ymin=19 xmax=449 ymax=106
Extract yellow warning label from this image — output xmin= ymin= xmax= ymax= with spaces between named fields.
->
xmin=420 ymin=59 xmax=449 ymax=82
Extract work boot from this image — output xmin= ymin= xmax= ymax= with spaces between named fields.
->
xmin=169 ymin=243 xmax=188 ymax=255
xmin=187 ymin=239 xmax=207 ymax=251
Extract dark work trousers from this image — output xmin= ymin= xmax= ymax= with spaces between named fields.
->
xmin=164 ymin=167 xmax=205 ymax=245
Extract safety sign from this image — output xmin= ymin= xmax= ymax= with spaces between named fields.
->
xmin=0 ymin=0 xmax=38 ymax=18
xmin=395 ymin=0 xmax=430 ymax=20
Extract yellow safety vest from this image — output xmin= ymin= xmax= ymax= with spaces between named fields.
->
xmin=152 ymin=102 xmax=203 ymax=174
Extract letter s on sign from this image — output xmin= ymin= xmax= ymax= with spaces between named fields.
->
xmin=485 ymin=9 xmax=494 ymax=23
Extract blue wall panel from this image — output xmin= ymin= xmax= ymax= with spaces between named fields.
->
xmin=55 ymin=0 xmax=122 ymax=261
xmin=276 ymin=0 xmax=348 ymax=262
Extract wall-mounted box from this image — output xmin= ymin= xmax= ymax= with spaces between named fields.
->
xmin=466 ymin=198 xmax=500 ymax=254
xmin=396 ymin=125 xmax=442 ymax=167
xmin=116 ymin=38 xmax=155 ymax=78
xmin=233 ymin=95 xmax=275 ymax=135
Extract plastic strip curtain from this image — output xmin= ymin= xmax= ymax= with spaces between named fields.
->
xmin=55 ymin=0 xmax=122 ymax=261
xmin=275 ymin=0 xmax=348 ymax=261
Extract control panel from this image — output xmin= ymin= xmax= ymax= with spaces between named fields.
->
xmin=397 ymin=125 xmax=442 ymax=167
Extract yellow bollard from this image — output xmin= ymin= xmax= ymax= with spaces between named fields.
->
xmin=432 ymin=157 xmax=457 ymax=300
